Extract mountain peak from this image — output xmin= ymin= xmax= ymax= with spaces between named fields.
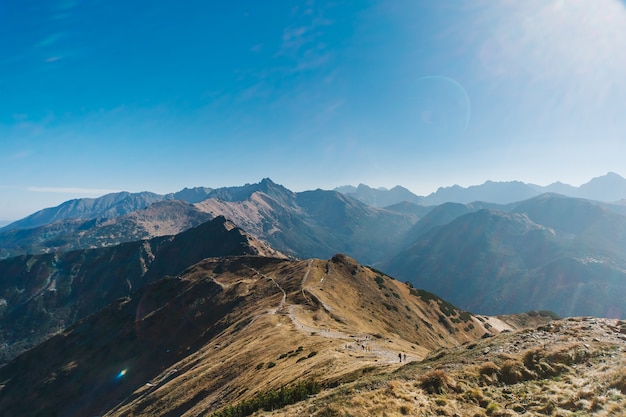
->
xmin=578 ymin=172 xmax=626 ymax=201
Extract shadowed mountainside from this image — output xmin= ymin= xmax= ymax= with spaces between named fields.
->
xmin=0 ymin=216 xmax=282 ymax=365
xmin=383 ymin=194 xmax=626 ymax=318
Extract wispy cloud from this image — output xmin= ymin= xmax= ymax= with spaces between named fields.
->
xmin=275 ymin=6 xmax=334 ymax=72
xmin=4 ymin=151 xmax=33 ymax=161
xmin=27 ymin=187 xmax=121 ymax=194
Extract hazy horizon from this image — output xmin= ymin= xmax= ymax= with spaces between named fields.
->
xmin=2 ymin=172 xmax=625 ymax=222
xmin=3 ymin=0 xmax=626 ymax=220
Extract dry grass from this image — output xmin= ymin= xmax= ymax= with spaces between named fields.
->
xmin=0 ymin=255 xmax=590 ymax=417
xmin=419 ymin=369 xmax=453 ymax=394
xmin=268 ymin=317 xmax=626 ymax=417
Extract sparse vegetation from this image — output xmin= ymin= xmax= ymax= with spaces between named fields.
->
xmin=419 ymin=370 xmax=452 ymax=394
xmin=211 ymin=379 xmax=321 ymax=417
xmin=374 ymin=276 xmax=385 ymax=289
xmin=269 ymin=317 xmax=626 ymax=417
xmin=382 ymin=302 xmax=398 ymax=312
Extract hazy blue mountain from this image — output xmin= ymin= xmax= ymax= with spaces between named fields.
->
xmin=337 ymin=173 xmax=626 ymax=208
xmin=166 ymin=186 xmax=213 ymax=203
xmin=536 ymin=181 xmax=578 ymax=196
xmin=334 ymin=185 xmax=357 ymax=194
xmin=296 ymin=189 xmax=416 ymax=261
xmin=383 ymin=201 xmax=434 ymax=219
xmin=0 ymin=216 xmax=282 ymax=365
xmin=400 ymin=201 xmax=511 ymax=247
xmin=334 ymin=184 xmax=425 ymax=207
xmin=576 ymin=172 xmax=626 ymax=201
xmin=383 ymin=194 xmax=626 ymax=318
xmin=512 ymin=193 xmax=626 ymax=261
xmin=423 ymin=181 xmax=540 ymax=205
xmin=2 ymin=186 xmax=212 ymax=233
xmin=0 ymin=179 xmax=418 ymax=264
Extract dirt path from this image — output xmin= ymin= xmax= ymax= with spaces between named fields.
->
xmin=246 ymin=266 xmax=287 ymax=314
xmin=287 ymin=263 xmax=412 ymax=364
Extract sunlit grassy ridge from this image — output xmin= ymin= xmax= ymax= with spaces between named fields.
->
xmin=0 ymin=254 xmax=549 ymax=416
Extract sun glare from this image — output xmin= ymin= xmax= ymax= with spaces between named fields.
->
xmin=481 ymin=0 xmax=626 ymax=96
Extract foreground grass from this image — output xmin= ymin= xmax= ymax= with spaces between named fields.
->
xmin=266 ymin=318 xmax=626 ymax=416
xmin=211 ymin=379 xmax=321 ymax=417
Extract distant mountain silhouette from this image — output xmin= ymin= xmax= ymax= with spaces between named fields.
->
xmin=0 ymin=184 xmax=228 ymax=232
xmin=205 ymin=177 xmax=297 ymax=206
xmin=575 ymin=171 xmax=626 ymax=201
xmin=383 ymin=194 xmax=626 ymax=318
xmin=167 ymin=186 xmax=213 ymax=203
xmin=401 ymin=201 xmax=507 ymax=246
xmin=337 ymin=172 xmax=626 ymax=206
xmin=383 ymin=201 xmax=433 ymax=219
xmin=334 ymin=184 xmax=424 ymax=207
xmin=423 ymin=181 xmax=539 ymax=205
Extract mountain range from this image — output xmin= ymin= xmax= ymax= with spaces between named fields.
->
xmin=1 ymin=175 xmax=626 ymax=416
xmin=337 ymin=172 xmax=626 ymax=206
xmin=384 ymin=193 xmax=626 ymax=317
xmin=2 ymin=176 xmax=626 ymax=321
xmin=0 ymin=179 xmax=417 ymax=265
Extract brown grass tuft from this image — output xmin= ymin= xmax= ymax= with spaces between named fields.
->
xmin=499 ymin=360 xmax=527 ymax=385
xmin=419 ymin=369 xmax=451 ymax=394
xmin=479 ymin=361 xmax=500 ymax=376
xmin=313 ymin=404 xmax=344 ymax=417
xmin=609 ymin=371 xmax=626 ymax=394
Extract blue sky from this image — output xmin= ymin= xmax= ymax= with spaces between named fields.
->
xmin=2 ymin=0 xmax=626 ymax=220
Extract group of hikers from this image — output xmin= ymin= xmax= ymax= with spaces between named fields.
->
xmin=343 ymin=335 xmax=408 ymax=363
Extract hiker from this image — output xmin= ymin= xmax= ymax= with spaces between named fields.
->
xmin=403 ymin=353 xmax=406 ymax=362
xmin=398 ymin=353 xmax=402 ymax=362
